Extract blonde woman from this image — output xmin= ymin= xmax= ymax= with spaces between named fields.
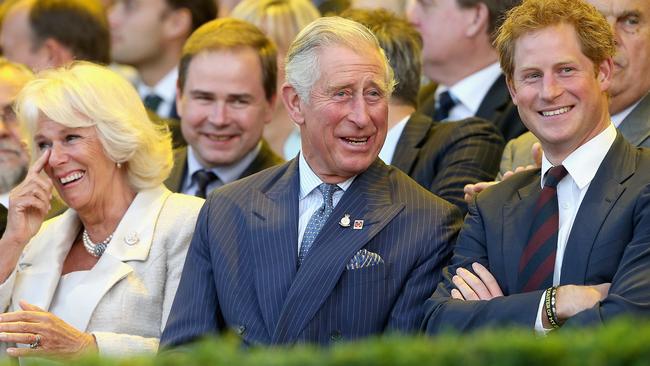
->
xmin=0 ymin=62 xmax=203 ymax=358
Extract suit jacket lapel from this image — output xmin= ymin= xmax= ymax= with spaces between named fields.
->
xmin=391 ymin=113 xmax=433 ymax=174
xmin=250 ymin=160 xmax=301 ymax=339
xmin=164 ymin=147 xmax=187 ymax=192
xmin=561 ymin=134 xmax=634 ymax=284
xmin=272 ymin=160 xmax=404 ymax=344
xmin=476 ymin=75 xmax=510 ymax=122
xmin=13 ymin=210 xmax=79 ymax=311
xmin=618 ymin=92 xmax=650 ymax=147
xmin=501 ymin=173 xmax=540 ymax=293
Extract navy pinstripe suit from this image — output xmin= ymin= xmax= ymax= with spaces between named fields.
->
xmin=161 ymin=158 xmax=462 ymax=346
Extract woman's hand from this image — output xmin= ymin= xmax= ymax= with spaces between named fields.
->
xmin=4 ymin=150 xmax=53 ymax=247
xmin=0 ymin=300 xmax=97 ymax=358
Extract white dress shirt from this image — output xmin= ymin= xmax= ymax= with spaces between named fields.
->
xmin=378 ymin=115 xmax=409 ymax=165
xmin=182 ymin=143 xmax=261 ymax=196
xmin=435 ymin=62 xmax=503 ymax=121
xmin=298 ymin=153 xmax=354 ymax=252
xmin=136 ymin=66 xmax=178 ymax=118
xmin=534 ymin=123 xmax=617 ymax=332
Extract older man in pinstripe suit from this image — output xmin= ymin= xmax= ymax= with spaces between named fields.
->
xmin=161 ymin=16 xmax=462 ymax=347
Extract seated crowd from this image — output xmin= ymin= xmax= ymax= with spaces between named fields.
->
xmin=0 ymin=0 xmax=649 ymax=359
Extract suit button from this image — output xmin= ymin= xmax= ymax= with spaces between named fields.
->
xmin=236 ymin=325 xmax=246 ymax=335
xmin=330 ymin=331 xmax=342 ymax=342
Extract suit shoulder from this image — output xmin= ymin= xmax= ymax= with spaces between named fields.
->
xmin=477 ymin=169 xmax=538 ymax=204
xmin=388 ymin=165 xmax=458 ymax=210
xmin=210 ymin=161 xmax=293 ymax=199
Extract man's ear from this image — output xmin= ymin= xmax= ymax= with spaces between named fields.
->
xmin=281 ymin=83 xmax=305 ymax=125
xmin=597 ymin=57 xmax=613 ymax=92
xmin=506 ymin=76 xmax=518 ymax=106
xmin=42 ymin=38 xmax=74 ymax=68
xmin=175 ymin=84 xmax=184 ymax=119
xmin=465 ymin=3 xmax=490 ymax=38
xmin=163 ymin=8 xmax=192 ymax=40
xmin=263 ymin=93 xmax=278 ymax=125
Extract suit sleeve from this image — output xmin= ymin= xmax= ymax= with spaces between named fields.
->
xmin=160 ymin=201 xmax=225 ymax=348
xmin=430 ymin=119 xmax=504 ymax=214
xmin=387 ymin=202 xmax=462 ymax=332
xmin=422 ymin=198 xmax=544 ymax=334
xmin=565 ymin=184 xmax=650 ymax=326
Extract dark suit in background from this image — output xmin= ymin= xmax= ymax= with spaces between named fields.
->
xmin=164 ymin=140 xmax=283 ymax=193
xmin=392 ymin=113 xmax=504 ymax=214
xmin=161 ymin=159 xmax=462 ymax=346
xmin=419 ymin=76 xmax=528 ymax=142
xmin=423 ymin=134 xmax=650 ymax=332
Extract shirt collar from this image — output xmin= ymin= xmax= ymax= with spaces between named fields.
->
xmin=540 ymin=123 xmax=617 ymax=189
xmin=378 ymin=114 xmax=410 ymax=164
xmin=136 ymin=66 xmax=178 ymax=103
xmin=437 ymin=62 xmax=502 ymax=114
xmin=611 ymin=98 xmax=641 ymax=128
xmin=186 ymin=142 xmax=261 ymax=185
xmin=0 ymin=192 xmax=8 ymax=208
xmin=298 ymin=152 xmax=354 ymax=199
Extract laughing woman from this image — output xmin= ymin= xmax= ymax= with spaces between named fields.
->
xmin=0 ymin=62 xmax=203 ymax=358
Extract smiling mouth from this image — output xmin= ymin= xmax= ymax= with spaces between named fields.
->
xmin=342 ymin=137 xmax=369 ymax=145
xmin=540 ymin=106 xmax=572 ymax=117
xmin=204 ymin=134 xmax=236 ymax=142
xmin=60 ymin=171 xmax=85 ymax=185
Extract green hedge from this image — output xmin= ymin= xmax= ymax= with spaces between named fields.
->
xmin=6 ymin=319 xmax=650 ymax=365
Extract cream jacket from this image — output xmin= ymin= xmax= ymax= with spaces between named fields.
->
xmin=0 ymin=185 xmax=204 ymax=356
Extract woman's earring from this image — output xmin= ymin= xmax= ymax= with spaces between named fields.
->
xmin=117 ymin=162 xmax=122 ymax=169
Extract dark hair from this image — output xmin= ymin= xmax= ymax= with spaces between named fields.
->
xmin=29 ymin=0 xmax=110 ymax=64
xmin=342 ymin=8 xmax=421 ymax=107
xmin=165 ymin=0 xmax=217 ymax=34
xmin=178 ymin=18 xmax=277 ymax=101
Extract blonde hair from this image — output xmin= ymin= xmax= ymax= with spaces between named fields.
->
xmin=15 ymin=61 xmax=173 ymax=191
xmin=230 ymin=0 xmax=320 ymax=54
xmin=495 ymin=0 xmax=615 ymax=80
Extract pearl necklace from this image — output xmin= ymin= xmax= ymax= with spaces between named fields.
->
xmin=82 ymin=229 xmax=113 ymax=258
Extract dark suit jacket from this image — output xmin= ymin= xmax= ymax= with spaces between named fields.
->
xmin=423 ymin=133 xmax=650 ymax=333
xmin=0 ymin=205 xmax=6 ymax=237
xmin=392 ymin=113 xmax=504 ymax=214
xmin=161 ymin=159 xmax=462 ymax=346
xmin=164 ymin=140 xmax=284 ymax=193
xmin=419 ymin=75 xmax=528 ymax=142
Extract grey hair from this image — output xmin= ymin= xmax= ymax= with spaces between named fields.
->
xmin=15 ymin=61 xmax=173 ymax=191
xmin=285 ymin=16 xmax=396 ymax=103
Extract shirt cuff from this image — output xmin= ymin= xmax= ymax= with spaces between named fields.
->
xmin=534 ymin=292 xmax=552 ymax=335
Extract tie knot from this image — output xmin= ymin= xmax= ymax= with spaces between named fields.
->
xmin=544 ymin=165 xmax=568 ymax=188
xmin=317 ymin=183 xmax=339 ymax=208
xmin=434 ymin=90 xmax=457 ymax=121
xmin=193 ymin=169 xmax=219 ymax=198
xmin=144 ymin=93 xmax=163 ymax=112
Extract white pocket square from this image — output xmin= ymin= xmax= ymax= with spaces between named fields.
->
xmin=346 ymin=249 xmax=384 ymax=270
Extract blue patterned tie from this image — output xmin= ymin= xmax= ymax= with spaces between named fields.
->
xmin=298 ymin=183 xmax=339 ymax=265
xmin=434 ymin=90 xmax=457 ymax=121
